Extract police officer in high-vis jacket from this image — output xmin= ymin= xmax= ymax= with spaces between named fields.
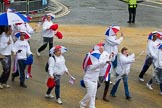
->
xmin=127 ymin=0 xmax=137 ymax=24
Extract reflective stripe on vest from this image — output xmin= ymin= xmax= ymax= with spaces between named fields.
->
xmin=128 ymin=0 xmax=137 ymax=8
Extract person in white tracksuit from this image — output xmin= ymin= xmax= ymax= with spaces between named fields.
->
xmin=139 ymin=33 xmax=160 ymax=82
xmin=110 ymin=47 xmax=135 ymax=100
xmin=153 ymin=44 xmax=162 ymax=95
xmin=80 ymin=46 xmax=110 ymax=108
xmin=145 ymin=35 xmax=160 ymax=90
xmin=97 ymin=50 xmax=114 ymax=102
xmin=104 ymin=32 xmax=123 ymax=69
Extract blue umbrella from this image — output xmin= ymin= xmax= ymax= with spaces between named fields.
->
xmin=0 ymin=12 xmax=29 ymax=25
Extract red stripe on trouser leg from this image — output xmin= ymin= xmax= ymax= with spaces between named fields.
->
xmin=27 ymin=65 xmax=32 ymax=78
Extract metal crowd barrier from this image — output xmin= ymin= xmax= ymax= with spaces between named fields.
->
xmin=0 ymin=0 xmax=49 ymax=13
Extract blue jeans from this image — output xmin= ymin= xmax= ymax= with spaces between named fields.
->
xmin=110 ymin=75 xmax=130 ymax=97
xmin=46 ymin=75 xmax=61 ymax=99
xmin=18 ymin=59 xmax=26 ymax=85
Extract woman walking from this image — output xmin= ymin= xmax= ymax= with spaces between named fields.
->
xmin=0 ymin=26 xmax=14 ymax=89
xmin=45 ymin=45 xmax=74 ymax=105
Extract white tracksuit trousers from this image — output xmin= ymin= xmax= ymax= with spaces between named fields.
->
xmin=80 ymin=79 xmax=97 ymax=108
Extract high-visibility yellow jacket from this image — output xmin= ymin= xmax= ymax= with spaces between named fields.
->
xmin=128 ymin=0 xmax=137 ymax=8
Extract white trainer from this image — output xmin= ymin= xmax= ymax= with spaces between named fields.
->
xmin=36 ymin=49 xmax=40 ymax=56
xmin=56 ymin=98 xmax=63 ymax=104
xmin=146 ymin=83 xmax=153 ymax=90
xmin=45 ymin=94 xmax=54 ymax=98
xmin=110 ymin=81 xmax=113 ymax=84
xmin=80 ymin=104 xmax=85 ymax=108
xmin=3 ymin=84 xmax=10 ymax=88
xmin=160 ymin=92 xmax=162 ymax=95
xmin=139 ymin=77 xmax=144 ymax=82
xmin=0 ymin=84 xmax=3 ymax=89
xmin=79 ymin=102 xmax=86 ymax=108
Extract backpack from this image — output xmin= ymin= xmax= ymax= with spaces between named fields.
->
xmin=45 ymin=55 xmax=56 ymax=72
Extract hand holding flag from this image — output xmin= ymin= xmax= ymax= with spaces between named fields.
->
xmin=69 ymin=76 xmax=75 ymax=85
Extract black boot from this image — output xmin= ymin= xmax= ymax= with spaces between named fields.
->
xmin=11 ymin=74 xmax=15 ymax=82
xmin=103 ymin=89 xmax=109 ymax=102
xmin=20 ymin=83 xmax=27 ymax=88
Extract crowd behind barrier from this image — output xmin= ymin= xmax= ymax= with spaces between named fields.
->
xmin=0 ymin=0 xmax=49 ymax=13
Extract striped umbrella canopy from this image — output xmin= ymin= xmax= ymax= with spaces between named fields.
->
xmin=105 ymin=26 xmax=120 ymax=36
xmin=0 ymin=12 xmax=29 ymax=25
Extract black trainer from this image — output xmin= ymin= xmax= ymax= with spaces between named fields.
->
xmin=131 ymin=21 xmax=135 ymax=23
xmin=127 ymin=21 xmax=131 ymax=23
xmin=110 ymin=93 xmax=116 ymax=97
xmin=20 ymin=84 xmax=27 ymax=88
xmin=126 ymin=96 xmax=132 ymax=100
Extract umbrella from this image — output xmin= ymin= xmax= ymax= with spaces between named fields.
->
xmin=93 ymin=42 xmax=105 ymax=50
xmin=82 ymin=50 xmax=101 ymax=71
xmin=7 ymin=8 xmax=16 ymax=12
xmin=49 ymin=45 xmax=67 ymax=54
xmin=15 ymin=31 xmax=31 ymax=39
xmin=148 ymin=31 xmax=162 ymax=40
xmin=105 ymin=26 xmax=120 ymax=36
xmin=0 ymin=12 xmax=29 ymax=25
xmin=42 ymin=13 xmax=55 ymax=22
xmin=158 ymin=32 xmax=162 ymax=37
xmin=24 ymin=14 xmax=32 ymax=21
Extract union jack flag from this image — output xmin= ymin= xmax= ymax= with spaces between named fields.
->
xmin=104 ymin=63 xmax=111 ymax=81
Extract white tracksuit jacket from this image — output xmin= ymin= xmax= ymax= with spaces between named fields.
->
xmin=104 ymin=35 xmax=123 ymax=55
xmin=42 ymin=20 xmax=55 ymax=38
xmin=154 ymin=50 xmax=162 ymax=69
xmin=146 ymin=40 xmax=159 ymax=59
xmin=48 ymin=54 xmax=68 ymax=77
xmin=99 ymin=51 xmax=113 ymax=77
xmin=13 ymin=40 xmax=32 ymax=60
xmin=0 ymin=32 xmax=14 ymax=55
xmin=116 ymin=53 xmax=135 ymax=75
